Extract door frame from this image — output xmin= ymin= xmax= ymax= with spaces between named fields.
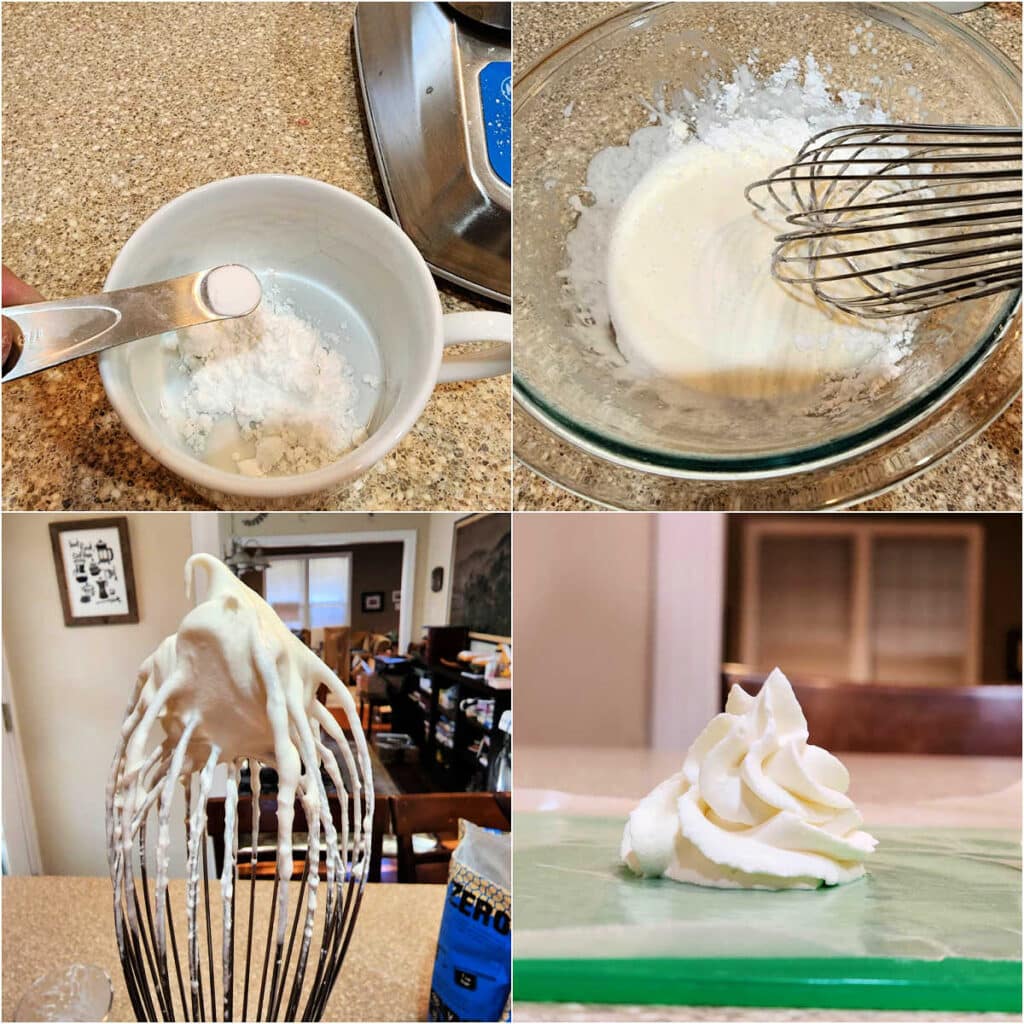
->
xmin=2 ymin=646 xmax=43 ymax=875
xmin=648 ymin=513 xmax=726 ymax=751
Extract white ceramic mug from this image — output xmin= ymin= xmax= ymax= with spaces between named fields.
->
xmin=100 ymin=174 xmax=511 ymax=502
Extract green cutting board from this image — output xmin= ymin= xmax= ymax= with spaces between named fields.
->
xmin=514 ymin=813 xmax=1022 ymax=1012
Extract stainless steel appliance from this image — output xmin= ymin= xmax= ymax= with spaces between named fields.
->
xmin=354 ymin=2 xmax=511 ymax=304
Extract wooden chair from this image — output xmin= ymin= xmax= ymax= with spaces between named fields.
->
xmin=722 ymin=664 xmax=1022 ymax=756
xmin=391 ymin=792 xmax=511 ymax=884
xmin=369 ymin=634 xmax=394 ymax=656
xmin=358 ymin=693 xmax=392 ymax=734
xmin=349 ymin=630 xmax=371 ymax=653
xmin=354 ymin=656 xmax=393 ymax=734
xmin=207 ymin=793 xmax=391 ymax=883
xmin=322 ymin=626 xmax=351 ymax=685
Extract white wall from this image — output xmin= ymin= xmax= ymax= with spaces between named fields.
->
xmin=515 ymin=513 xmax=654 ymax=747
xmin=3 ymin=513 xmax=194 ymax=877
xmin=422 ymin=513 xmax=462 ymax=627
xmin=515 ymin=512 xmax=727 ymax=753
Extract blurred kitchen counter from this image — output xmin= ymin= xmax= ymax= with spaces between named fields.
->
xmin=2 ymin=2 xmax=510 ymax=511
xmin=2 ymin=877 xmax=443 ymax=1020
xmin=515 ymin=745 xmax=1021 ymax=1022
xmin=516 ymin=746 xmax=1022 ymax=819
xmin=512 ymin=1 xmax=1023 ymax=512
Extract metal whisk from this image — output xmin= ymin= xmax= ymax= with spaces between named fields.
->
xmin=745 ymin=123 xmax=1022 ymax=318
xmin=107 ymin=761 xmax=370 ymax=1023
xmin=106 ymin=554 xmax=374 ymax=1022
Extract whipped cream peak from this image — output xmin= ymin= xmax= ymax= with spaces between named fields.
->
xmin=622 ymin=667 xmax=876 ymax=889
xmin=108 ymin=553 xmax=373 ymax=967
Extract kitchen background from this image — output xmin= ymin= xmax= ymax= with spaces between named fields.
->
xmin=516 ymin=512 xmax=1022 ymax=752
xmin=3 ymin=511 xmax=512 ymax=879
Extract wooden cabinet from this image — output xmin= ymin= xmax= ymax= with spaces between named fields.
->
xmin=740 ymin=522 xmax=983 ymax=685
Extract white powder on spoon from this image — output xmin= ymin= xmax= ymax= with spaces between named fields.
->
xmin=161 ymin=279 xmax=374 ymax=477
xmin=203 ymin=264 xmax=262 ymax=318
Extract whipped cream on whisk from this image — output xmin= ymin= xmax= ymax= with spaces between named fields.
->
xmin=107 ymin=554 xmax=372 ymax=1014
xmin=621 ymin=668 xmax=876 ymax=889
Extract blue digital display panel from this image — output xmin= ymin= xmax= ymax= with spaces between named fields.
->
xmin=479 ymin=61 xmax=511 ymax=186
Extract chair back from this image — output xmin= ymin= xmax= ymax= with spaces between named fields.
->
xmin=369 ymin=634 xmax=394 ymax=656
xmin=350 ymin=630 xmax=371 ymax=652
xmin=722 ymin=665 xmax=1022 ymax=755
xmin=323 ymin=626 xmax=351 ymax=684
xmin=391 ymin=792 xmax=511 ymax=884
xmin=207 ymin=792 xmax=390 ymax=882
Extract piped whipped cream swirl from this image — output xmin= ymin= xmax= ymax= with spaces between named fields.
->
xmin=621 ymin=668 xmax=877 ymax=889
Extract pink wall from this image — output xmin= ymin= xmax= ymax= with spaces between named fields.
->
xmin=514 ymin=513 xmax=655 ymax=747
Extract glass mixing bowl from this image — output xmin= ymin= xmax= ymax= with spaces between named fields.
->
xmin=513 ymin=2 xmax=1021 ymax=508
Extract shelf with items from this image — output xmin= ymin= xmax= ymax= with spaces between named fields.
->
xmin=432 ymin=664 xmax=501 ymax=789
xmin=740 ymin=521 xmax=983 ymax=685
xmin=377 ymin=625 xmax=510 ymax=790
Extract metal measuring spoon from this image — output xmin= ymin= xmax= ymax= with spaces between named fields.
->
xmin=1 ymin=264 xmax=261 ymax=382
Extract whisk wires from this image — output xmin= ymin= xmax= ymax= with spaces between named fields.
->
xmin=745 ymin=123 xmax=1023 ymax=318
xmin=108 ymin=753 xmax=370 ymax=1022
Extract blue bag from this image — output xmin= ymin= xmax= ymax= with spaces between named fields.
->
xmin=429 ymin=821 xmax=511 ymax=1021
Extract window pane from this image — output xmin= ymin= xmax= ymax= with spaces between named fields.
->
xmin=759 ymin=536 xmax=853 ymax=677
xmin=266 ymin=560 xmax=303 ymax=603
xmin=310 ymin=602 xmax=348 ymax=629
xmin=272 ymin=604 xmax=304 ymax=630
xmin=266 ymin=560 xmax=304 ymax=628
xmin=309 ymin=557 xmax=350 ymax=603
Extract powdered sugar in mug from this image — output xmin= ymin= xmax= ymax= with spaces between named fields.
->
xmin=99 ymin=174 xmax=510 ymax=503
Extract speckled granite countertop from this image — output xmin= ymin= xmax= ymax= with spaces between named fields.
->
xmin=2 ymin=2 xmax=510 ymax=511
xmin=2 ymin=876 xmax=443 ymax=1020
xmin=513 ymin=2 xmax=1022 ymax=512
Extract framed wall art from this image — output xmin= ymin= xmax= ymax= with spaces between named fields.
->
xmin=449 ymin=513 xmax=511 ymax=640
xmin=49 ymin=518 xmax=139 ymax=627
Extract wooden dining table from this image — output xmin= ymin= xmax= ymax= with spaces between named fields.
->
xmin=515 ymin=746 xmax=1022 ymax=1023
xmin=2 ymin=878 xmax=444 ymax=1021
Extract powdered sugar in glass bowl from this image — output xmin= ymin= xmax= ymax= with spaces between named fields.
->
xmin=513 ymin=2 xmax=1021 ymax=508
